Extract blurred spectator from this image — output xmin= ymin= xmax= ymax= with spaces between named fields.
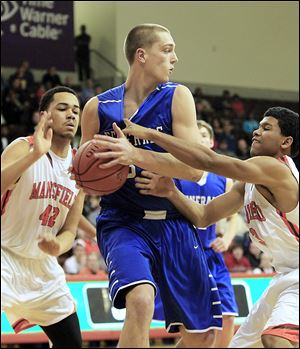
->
xmin=80 ymin=78 xmax=95 ymax=107
xmin=64 ymin=239 xmax=87 ymax=274
xmin=94 ymin=84 xmax=103 ymax=95
xmin=79 ymin=252 xmax=107 ymax=278
xmin=1 ymin=114 xmax=9 ymax=153
xmin=214 ymin=89 xmax=232 ymax=116
xmin=231 ymin=94 xmax=245 ymax=118
xmin=236 ymin=138 xmax=250 ymax=160
xmin=64 ymin=75 xmax=75 ymax=89
xmin=224 ymin=244 xmax=252 ymax=272
xmin=216 ymin=139 xmax=236 ymax=157
xmin=193 ymin=87 xmax=214 ymax=120
xmin=253 ymin=253 xmax=275 ymax=274
xmin=34 ymin=83 xmax=46 ymax=105
xmin=74 ymin=25 xmax=91 ymax=81
xmin=42 ymin=66 xmax=62 ymax=88
xmin=242 ymin=111 xmax=259 ymax=140
xmin=219 ymin=120 xmax=237 ymax=154
xmin=245 ymin=241 xmax=262 ymax=269
xmin=84 ymin=195 xmax=101 ymax=224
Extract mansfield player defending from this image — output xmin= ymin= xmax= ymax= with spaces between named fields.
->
xmin=140 ymin=120 xmax=238 ymax=348
xmin=1 ymin=86 xmax=92 ymax=348
xmin=79 ymin=24 xmax=222 ymax=348
xmin=93 ymin=107 xmax=299 ymax=348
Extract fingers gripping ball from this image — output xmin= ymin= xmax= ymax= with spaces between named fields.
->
xmin=72 ymin=141 xmax=129 ymax=195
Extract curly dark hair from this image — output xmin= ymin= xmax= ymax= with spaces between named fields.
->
xmin=264 ymin=107 xmax=299 ymax=157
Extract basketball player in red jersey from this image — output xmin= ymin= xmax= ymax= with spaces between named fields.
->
xmin=1 ymin=86 xmax=95 ymax=348
xmin=94 ymin=106 xmax=299 ymax=348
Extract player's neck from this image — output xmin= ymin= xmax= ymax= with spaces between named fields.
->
xmin=50 ymin=137 xmax=71 ymax=158
xmin=125 ymin=71 xmax=158 ymax=102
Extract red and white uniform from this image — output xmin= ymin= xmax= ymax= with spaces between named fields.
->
xmin=230 ymin=156 xmax=299 ymax=347
xmin=1 ymin=137 xmax=79 ymax=332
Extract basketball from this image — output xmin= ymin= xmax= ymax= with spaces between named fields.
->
xmin=72 ymin=140 xmax=129 ymax=195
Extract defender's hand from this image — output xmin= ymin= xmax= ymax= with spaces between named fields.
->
xmin=135 ymin=170 xmax=176 ymax=198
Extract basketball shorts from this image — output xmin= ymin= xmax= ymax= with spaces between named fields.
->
xmin=153 ymin=248 xmax=238 ymax=321
xmin=1 ymin=247 xmax=76 ymax=333
xmin=96 ymin=207 xmax=223 ymax=333
xmin=229 ymin=268 xmax=299 ymax=347
xmin=205 ymin=248 xmax=238 ymax=316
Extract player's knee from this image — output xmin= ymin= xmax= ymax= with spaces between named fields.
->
xmin=126 ymin=285 xmax=154 ymax=318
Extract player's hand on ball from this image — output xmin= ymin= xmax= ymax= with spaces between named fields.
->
xmin=93 ymin=123 xmax=137 ymax=168
xmin=135 ymin=170 xmax=176 ymax=198
xmin=37 ymin=233 xmax=61 ymax=256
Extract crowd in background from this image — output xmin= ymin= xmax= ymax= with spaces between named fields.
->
xmin=1 ymin=61 xmax=298 ymax=278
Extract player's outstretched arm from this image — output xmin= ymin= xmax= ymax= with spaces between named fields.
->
xmin=123 ymin=120 xmax=292 ymax=188
xmin=93 ymin=123 xmax=202 ymax=181
xmin=135 ymin=171 xmax=244 ymax=228
xmin=1 ymin=114 xmax=53 ymax=195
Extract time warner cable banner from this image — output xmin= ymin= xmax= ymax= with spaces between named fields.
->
xmin=1 ymin=1 xmax=74 ymax=70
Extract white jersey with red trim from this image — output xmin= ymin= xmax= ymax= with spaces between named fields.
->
xmin=244 ymin=156 xmax=299 ymax=273
xmin=1 ymin=137 xmax=79 ymax=259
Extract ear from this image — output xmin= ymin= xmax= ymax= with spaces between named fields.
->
xmin=136 ymin=48 xmax=146 ymax=63
xmin=281 ymin=136 xmax=293 ymax=151
xmin=210 ymin=139 xmax=214 ymax=149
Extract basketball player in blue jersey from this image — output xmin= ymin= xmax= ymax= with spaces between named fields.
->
xmin=143 ymin=120 xmax=238 ymax=348
xmin=79 ymin=24 xmax=222 ymax=347
xmin=137 ymin=120 xmax=238 ymax=348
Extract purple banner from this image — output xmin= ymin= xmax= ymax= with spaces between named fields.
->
xmin=1 ymin=1 xmax=74 ymax=71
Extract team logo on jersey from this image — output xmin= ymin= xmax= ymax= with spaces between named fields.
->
xmin=244 ymin=201 xmax=266 ymax=224
xmin=29 ymin=181 xmax=76 ymax=209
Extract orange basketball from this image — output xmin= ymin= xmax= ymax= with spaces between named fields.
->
xmin=72 ymin=140 xmax=129 ymax=195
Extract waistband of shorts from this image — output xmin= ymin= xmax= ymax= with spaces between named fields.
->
xmin=100 ymin=205 xmax=183 ymax=220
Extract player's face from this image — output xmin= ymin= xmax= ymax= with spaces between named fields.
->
xmin=144 ymin=31 xmax=178 ymax=83
xmin=250 ymin=116 xmax=286 ymax=157
xmin=198 ymin=126 xmax=214 ymax=149
xmin=48 ymin=92 xmax=80 ymax=139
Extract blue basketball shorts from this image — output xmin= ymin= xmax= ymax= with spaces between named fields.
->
xmin=204 ymin=248 xmax=238 ymax=316
xmin=96 ymin=207 xmax=222 ymax=333
xmin=153 ymin=248 xmax=238 ymax=321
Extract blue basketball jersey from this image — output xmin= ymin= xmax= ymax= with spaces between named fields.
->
xmin=97 ymin=82 xmax=182 ymax=216
xmin=179 ymin=173 xmax=227 ymax=248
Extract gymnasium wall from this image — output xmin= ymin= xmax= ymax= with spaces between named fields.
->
xmin=114 ymin=1 xmax=299 ymax=99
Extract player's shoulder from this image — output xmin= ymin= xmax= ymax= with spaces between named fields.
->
xmin=246 ymin=155 xmax=293 ymax=174
xmin=2 ymin=136 xmax=32 ymax=157
xmin=172 ymin=83 xmax=194 ymax=101
xmin=97 ymin=84 xmax=124 ymax=102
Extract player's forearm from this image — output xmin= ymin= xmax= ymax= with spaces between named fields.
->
xmin=144 ymin=128 xmax=217 ymax=172
xmin=56 ymin=230 xmax=77 ymax=255
xmin=223 ymin=214 xmax=238 ymax=247
xmin=132 ymin=148 xmax=202 ymax=181
xmin=1 ymin=151 xmax=41 ymax=195
xmin=167 ymin=187 xmax=208 ymax=227
xmin=79 ymin=215 xmax=96 ymax=239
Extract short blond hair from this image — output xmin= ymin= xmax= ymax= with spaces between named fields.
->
xmin=124 ymin=24 xmax=170 ymax=65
